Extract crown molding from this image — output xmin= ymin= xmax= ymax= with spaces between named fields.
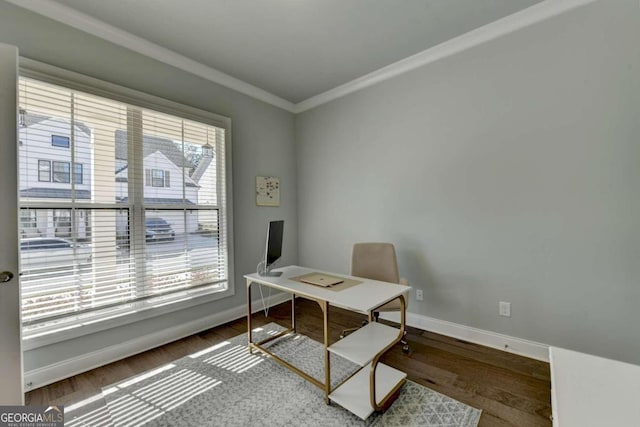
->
xmin=5 ymin=0 xmax=295 ymax=112
xmin=292 ymin=0 xmax=597 ymax=113
xmin=7 ymin=0 xmax=596 ymax=115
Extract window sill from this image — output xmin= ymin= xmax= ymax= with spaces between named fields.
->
xmin=22 ymin=282 xmax=234 ymax=351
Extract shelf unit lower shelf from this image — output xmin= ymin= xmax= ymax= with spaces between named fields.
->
xmin=329 ymin=362 xmax=407 ymax=420
xmin=327 ymin=321 xmax=407 ymax=419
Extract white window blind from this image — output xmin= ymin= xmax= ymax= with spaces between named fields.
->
xmin=18 ymin=76 xmax=230 ymax=339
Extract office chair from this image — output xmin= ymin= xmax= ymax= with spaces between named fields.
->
xmin=340 ymin=242 xmax=410 ymax=353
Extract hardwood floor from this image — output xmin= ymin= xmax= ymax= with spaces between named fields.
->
xmin=26 ymin=299 xmax=552 ymax=426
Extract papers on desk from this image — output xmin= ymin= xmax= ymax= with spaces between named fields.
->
xmin=295 ymin=272 xmax=344 ymax=287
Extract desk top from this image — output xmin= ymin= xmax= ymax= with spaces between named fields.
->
xmin=245 ymin=265 xmax=410 ymax=314
xmin=550 ymin=347 xmax=640 ymax=427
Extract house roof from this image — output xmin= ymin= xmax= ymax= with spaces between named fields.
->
xmin=21 ymin=111 xmax=92 ymax=136
xmin=115 ymin=130 xmax=195 ymax=170
xmin=115 ymin=175 xmax=198 ymax=187
xmin=116 ymin=197 xmax=195 ymax=205
xmin=20 ymin=188 xmax=91 ymax=199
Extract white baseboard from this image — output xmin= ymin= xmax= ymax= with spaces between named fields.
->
xmin=380 ymin=311 xmax=549 ymax=362
xmin=24 ymin=292 xmax=290 ymax=391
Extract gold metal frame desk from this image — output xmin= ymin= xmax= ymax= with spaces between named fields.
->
xmin=245 ymin=265 xmax=410 ymax=420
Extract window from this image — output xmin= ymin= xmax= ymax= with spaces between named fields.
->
xmin=52 ymin=161 xmax=70 ymax=183
xmin=146 ymin=168 xmax=170 ymax=187
xmin=18 ymin=75 xmax=231 ymax=344
xmin=74 ymin=163 xmax=83 ymax=184
xmin=38 ymin=160 xmax=82 ymax=184
xmin=152 ymin=169 xmax=164 ymax=187
xmin=20 ymin=209 xmax=37 ymax=229
xmin=53 ymin=209 xmax=72 ymax=238
xmin=51 ymin=135 xmax=70 ymax=148
xmin=38 ymin=160 xmax=51 ymax=182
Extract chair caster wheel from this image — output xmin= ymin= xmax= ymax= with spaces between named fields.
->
xmin=339 ymin=334 xmax=345 ymax=339
xmin=361 ymin=320 xmax=368 ymax=327
xmin=402 ymin=344 xmax=410 ymax=353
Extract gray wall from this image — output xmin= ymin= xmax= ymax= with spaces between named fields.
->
xmin=0 ymin=2 xmax=297 ymax=372
xmin=295 ymin=0 xmax=640 ymax=363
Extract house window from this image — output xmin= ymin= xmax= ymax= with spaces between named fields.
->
xmin=39 ymin=160 xmax=82 ymax=184
xmin=74 ymin=163 xmax=83 ymax=184
xmin=52 ymin=161 xmax=70 ymax=183
xmin=20 ymin=209 xmax=37 ymax=229
xmin=18 ymin=75 xmax=232 ymax=344
xmin=146 ymin=168 xmax=170 ymax=187
xmin=53 ymin=209 xmax=72 ymax=238
xmin=51 ymin=135 xmax=70 ymax=148
xmin=152 ymin=169 xmax=164 ymax=187
xmin=38 ymin=160 xmax=51 ymax=182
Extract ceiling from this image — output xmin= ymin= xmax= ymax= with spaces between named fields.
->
xmin=43 ymin=0 xmax=544 ymax=105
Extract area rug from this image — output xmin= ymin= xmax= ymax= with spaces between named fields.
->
xmin=70 ymin=323 xmax=481 ymax=426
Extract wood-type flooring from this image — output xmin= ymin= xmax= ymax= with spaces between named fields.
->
xmin=26 ymin=298 xmax=552 ymax=426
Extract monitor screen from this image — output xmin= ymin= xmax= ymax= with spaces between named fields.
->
xmin=265 ymin=220 xmax=284 ymax=268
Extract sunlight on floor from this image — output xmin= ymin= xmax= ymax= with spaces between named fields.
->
xmin=203 ymin=344 xmax=265 ymax=373
xmin=65 ymin=393 xmax=112 ymax=427
xmin=188 ymin=341 xmax=231 ymax=358
xmin=108 ymin=368 xmax=222 ymax=427
xmin=102 ymin=364 xmax=176 ymax=397
xmin=75 ymin=325 xmax=291 ymax=426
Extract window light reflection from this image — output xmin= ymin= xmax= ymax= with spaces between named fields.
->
xmin=188 ymin=341 xmax=230 ymax=358
xmin=65 ymin=394 xmax=112 ymax=427
xmin=70 ymin=331 xmax=292 ymax=425
xmin=204 ymin=344 xmax=265 ymax=373
xmin=107 ymin=368 xmax=221 ymax=427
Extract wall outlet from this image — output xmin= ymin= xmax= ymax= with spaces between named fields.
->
xmin=415 ymin=290 xmax=424 ymax=301
xmin=499 ymin=301 xmax=511 ymax=317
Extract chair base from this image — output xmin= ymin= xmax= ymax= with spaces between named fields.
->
xmin=339 ymin=320 xmax=369 ymax=339
xmin=401 ymin=339 xmax=410 ymax=353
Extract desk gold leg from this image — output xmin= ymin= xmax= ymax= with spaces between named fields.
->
xmin=323 ymin=300 xmax=331 ymax=404
xmin=291 ymin=293 xmax=296 ymax=333
xmin=246 ymin=279 xmax=252 ymax=354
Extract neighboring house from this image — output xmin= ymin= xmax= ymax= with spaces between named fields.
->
xmin=18 ymin=116 xmax=216 ymax=240
xmin=114 ymin=130 xmax=203 ymax=235
xmin=18 ymin=112 xmax=92 ymax=239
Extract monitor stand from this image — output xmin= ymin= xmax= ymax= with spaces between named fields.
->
xmin=259 ymin=270 xmax=282 ymax=277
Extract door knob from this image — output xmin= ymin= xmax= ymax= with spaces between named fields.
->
xmin=0 ymin=271 xmax=13 ymax=283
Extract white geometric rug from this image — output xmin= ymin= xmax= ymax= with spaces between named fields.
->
xmin=66 ymin=323 xmax=480 ymax=426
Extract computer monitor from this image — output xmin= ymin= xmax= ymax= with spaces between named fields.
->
xmin=260 ymin=220 xmax=284 ymax=276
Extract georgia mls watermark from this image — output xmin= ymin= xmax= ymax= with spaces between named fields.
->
xmin=0 ymin=406 xmax=64 ymax=427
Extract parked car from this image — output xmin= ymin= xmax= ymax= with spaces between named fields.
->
xmin=146 ymin=217 xmax=175 ymax=242
xmin=20 ymin=237 xmax=92 ymax=271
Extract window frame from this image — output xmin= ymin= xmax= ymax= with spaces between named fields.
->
xmin=151 ymin=169 xmax=165 ymax=187
xmin=19 ymin=59 xmax=234 ymax=351
xmin=38 ymin=160 xmax=51 ymax=182
xmin=74 ymin=163 xmax=83 ymax=184
xmin=20 ymin=209 xmax=37 ymax=229
xmin=51 ymin=134 xmax=70 ymax=148
xmin=52 ymin=160 xmax=70 ymax=183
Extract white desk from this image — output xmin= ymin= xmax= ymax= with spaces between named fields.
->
xmin=550 ymin=347 xmax=640 ymax=427
xmin=245 ymin=265 xmax=410 ymax=419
